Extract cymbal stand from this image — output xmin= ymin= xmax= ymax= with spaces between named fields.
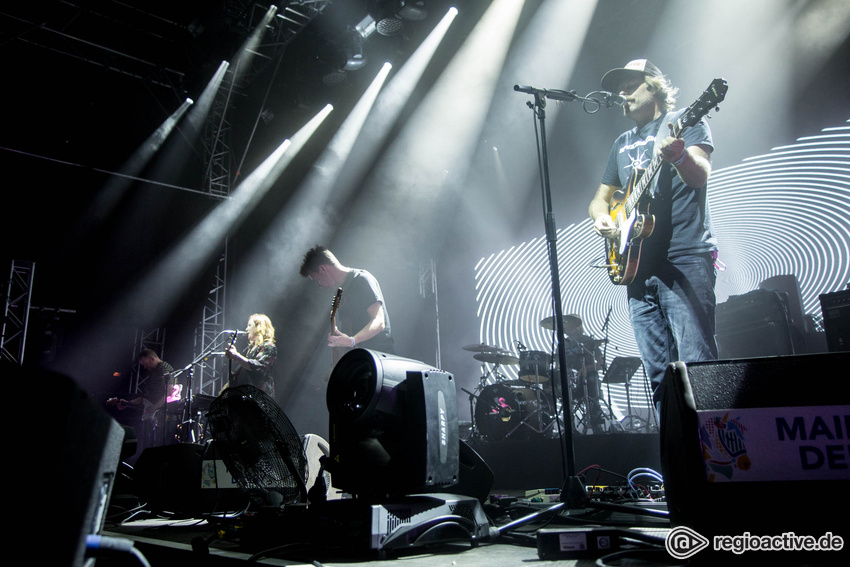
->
xmin=542 ymin=363 xmax=568 ymax=438
xmin=481 ymin=361 xmax=506 ymax=385
xmin=568 ymin=335 xmax=623 ymax=435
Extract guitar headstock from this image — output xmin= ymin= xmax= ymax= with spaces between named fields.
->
xmin=678 ymin=78 xmax=728 ymax=131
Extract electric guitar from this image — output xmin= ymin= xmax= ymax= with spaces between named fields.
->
xmin=605 ymin=78 xmax=728 ymax=285
xmin=330 ymin=287 xmax=344 ymax=365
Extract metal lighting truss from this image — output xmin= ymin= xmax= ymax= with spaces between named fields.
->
xmin=1 ymin=260 xmax=35 ymax=365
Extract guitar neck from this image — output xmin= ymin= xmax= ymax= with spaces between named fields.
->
xmin=623 ymin=120 xmax=685 ymax=216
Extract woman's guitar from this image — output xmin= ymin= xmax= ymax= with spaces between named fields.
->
xmin=330 ymin=287 xmax=344 ymax=365
xmin=606 ymin=78 xmax=728 ymax=285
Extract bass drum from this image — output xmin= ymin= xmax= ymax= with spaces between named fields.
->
xmin=474 ymin=383 xmax=551 ymax=441
xmin=474 ymin=384 xmax=523 ymax=441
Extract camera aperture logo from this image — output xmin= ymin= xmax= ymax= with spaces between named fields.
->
xmin=666 ymin=526 xmax=710 ymax=559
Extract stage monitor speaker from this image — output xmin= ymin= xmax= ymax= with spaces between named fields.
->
xmin=435 ymin=439 xmax=493 ymax=505
xmin=11 ymin=363 xmax=125 ymax=567
xmin=659 ymin=353 xmax=849 ymax=564
xmin=133 ymin=441 xmax=251 ymax=516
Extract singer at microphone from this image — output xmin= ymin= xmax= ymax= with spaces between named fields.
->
xmin=221 ymin=313 xmax=278 ymax=397
xmin=587 ymin=58 xmax=720 ymax=417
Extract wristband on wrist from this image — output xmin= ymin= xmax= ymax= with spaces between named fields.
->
xmin=350 ymin=337 xmax=356 ymax=348
xmin=671 ymin=150 xmax=688 ymax=166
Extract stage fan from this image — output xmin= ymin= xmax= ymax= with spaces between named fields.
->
xmin=206 ymin=385 xmax=308 ymax=508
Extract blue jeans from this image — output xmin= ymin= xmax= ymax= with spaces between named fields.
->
xmin=628 ymin=253 xmax=718 ymax=407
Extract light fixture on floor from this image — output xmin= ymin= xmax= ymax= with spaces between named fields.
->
xmin=325 ymin=348 xmax=459 ymax=497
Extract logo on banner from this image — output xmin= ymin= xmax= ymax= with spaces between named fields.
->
xmin=698 ymin=405 xmax=849 ymax=483
xmin=700 ymin=413 xmax=752 ymax=481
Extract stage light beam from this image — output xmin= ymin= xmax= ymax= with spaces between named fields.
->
xmin=227 ymin=63 xmax=394 ymax=315
xmin=97 ymin=104 xmax=334 ymax=330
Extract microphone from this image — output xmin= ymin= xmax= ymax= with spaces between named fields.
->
xmin=224 ymin=330 xmax=247 ymax=335
xmin=515 ymin=340 xmax=527 ymax=352
xmin=514 ymin=84 xmax=578 ymax=102
xmin=599 ymin=91 xmax=627 ymax=107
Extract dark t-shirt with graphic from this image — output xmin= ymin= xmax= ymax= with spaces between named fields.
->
xmin=602 ymin=108 xmax=717 ymax=273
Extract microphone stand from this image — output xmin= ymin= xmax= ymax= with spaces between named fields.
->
xmin=514 ymin=84 xmax=600 ymax=507
xmin=170 ymin=330 xmax=239 ymax=442
xmin=495 ymin=86 xmax=667 ymax=537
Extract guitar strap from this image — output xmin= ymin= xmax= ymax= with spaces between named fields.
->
xmin=648 ymin=111 xmax=676 ymax=197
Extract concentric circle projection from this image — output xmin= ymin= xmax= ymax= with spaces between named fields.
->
xmin=474 ymin=121 xmax=850 ymax=416
xmin=710 ymin=122 xmax=850 ymax=313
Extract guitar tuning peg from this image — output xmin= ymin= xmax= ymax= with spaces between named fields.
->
xmin=715 ymin=105 xmax=721 ymax=112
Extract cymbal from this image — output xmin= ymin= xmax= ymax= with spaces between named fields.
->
xmin=462 ymin=342 xmax=509 ymax=353
xmin=473 ymin=352 xmax=519 ymax=365
xmin=540 ymin=315 xmax=583 ymax=332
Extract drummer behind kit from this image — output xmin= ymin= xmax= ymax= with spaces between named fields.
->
xmin=461 ymin=314 xmax=651 ymax=440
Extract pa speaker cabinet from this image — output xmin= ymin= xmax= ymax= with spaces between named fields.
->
xmin=12 ymin=363 xmax=125 ymax=567
xmin=716 ymin=290 xmax=795 ymax=358
xmin=658 ymin=353 xmax=849 ymax=564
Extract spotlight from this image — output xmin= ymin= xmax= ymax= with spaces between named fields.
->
xmin=343 ymin=34 xmax=368 ymax=71
xmin=325 ymin=348 xmax=459 ymax=497
xmin=355 ymin=14 xmax=376 ymax=38
xmin=399 ymin=0 xmax=428 ymax=21
xmin=322 ymin=70 xmax=347 ymax=86
xmin=376 ymin=15 xmax=404 ymax=36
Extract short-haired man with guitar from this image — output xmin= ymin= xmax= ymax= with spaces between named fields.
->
xmin=588 ymin=60 xmax=727 ymax=415
xmin=300 ymin=245 xmax=395 ymax=360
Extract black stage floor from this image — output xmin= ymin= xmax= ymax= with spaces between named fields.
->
xmin=94 ymin=431 xmax=676 ymax=565
xmin=93 ymin=433 xmax=846 ymax=567
xmin=101 ymin=495 xmax=674 ymax=567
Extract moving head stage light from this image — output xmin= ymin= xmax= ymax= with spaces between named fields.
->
xmin=325 ymin=348 xmax=460 ymax=497
xmin=208 ymin=350 xmax=494 ymax=555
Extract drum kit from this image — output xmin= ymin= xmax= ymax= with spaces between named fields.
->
xmin=462 ymin=343 xmax=558 ymax=442
xmin=462 ymin=314 xmax=645 ymax=441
